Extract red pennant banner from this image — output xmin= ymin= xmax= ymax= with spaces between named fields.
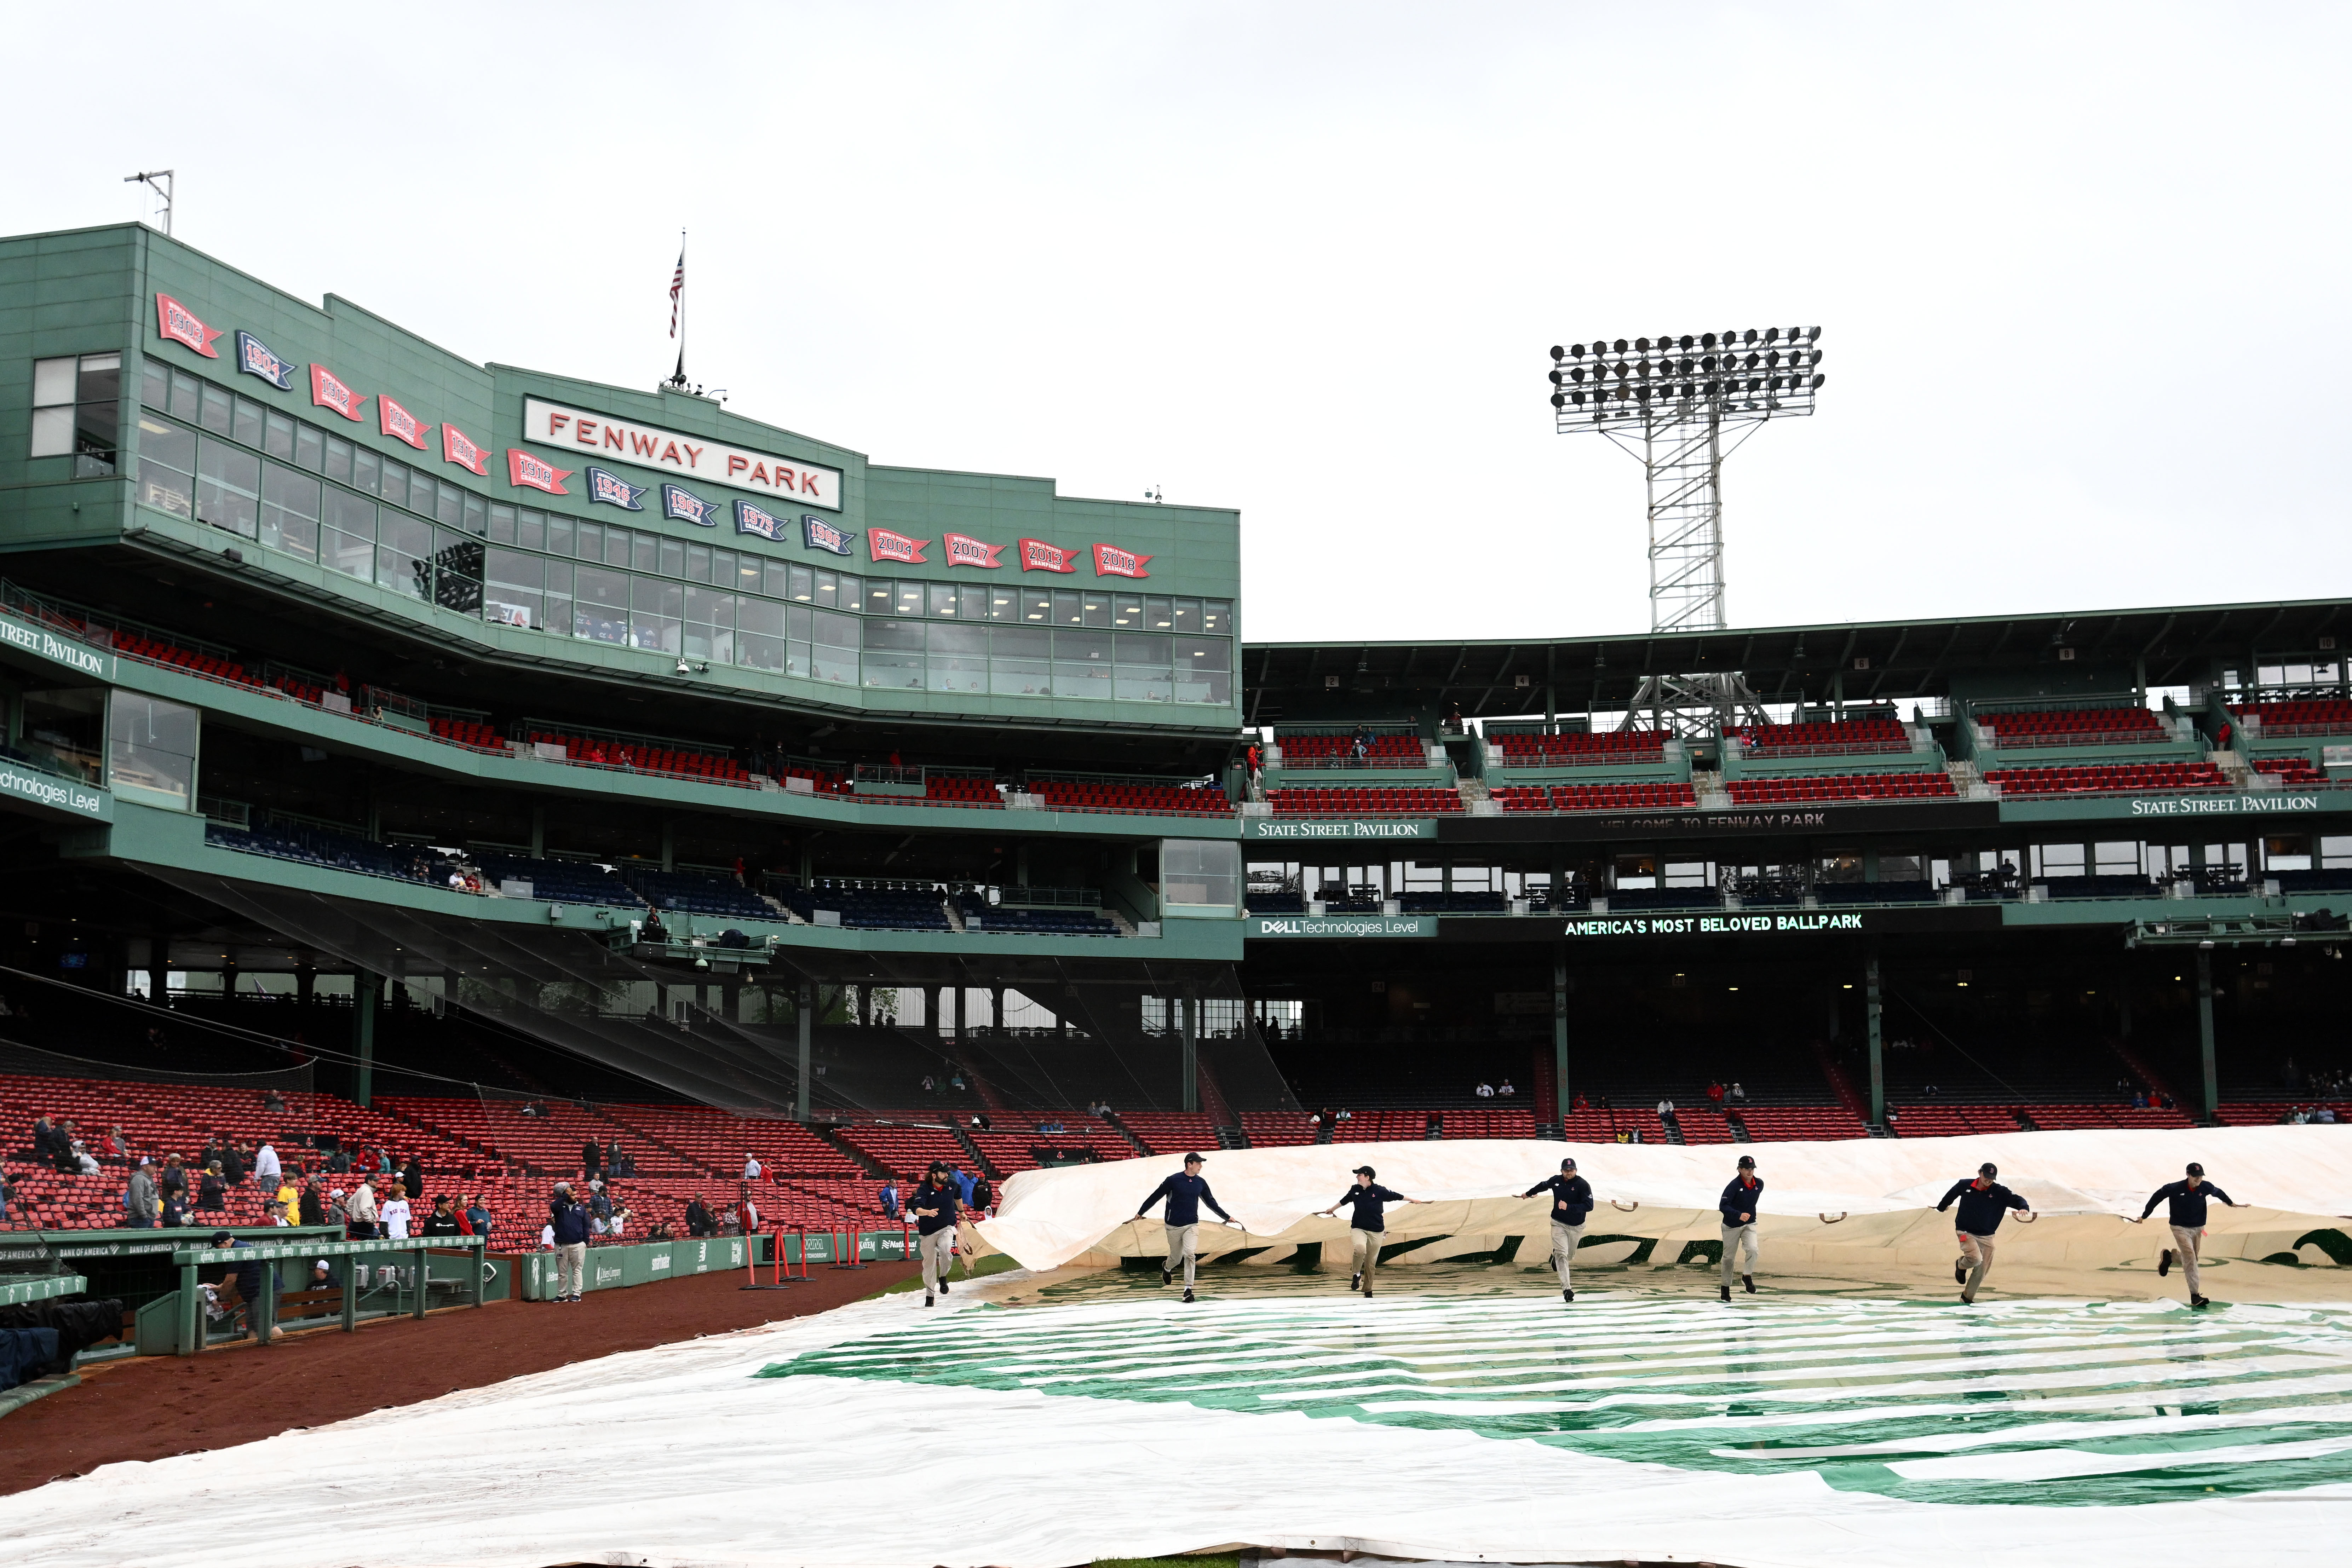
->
xmin=308 ymin=364 xmax=368 ymax=422
xmin=507 ymin=448 xmax=573 ymax=495
xmin=1092 ymin=542 xmax=1153 ymax=579
xmin=378 ymin=394 xmax=434 ymax=451
xmin=1019 ymin=537 xmax=1078 ymax=573
xmin=441 ymin=423 xmax=490 ymax=476
xmin=155 ymin=295 xmax=223 ymax=358
xmin=943 ymin=532 xmax=1005 ymax=570
xmin=868 ymin=528 xmax=931 ymax=565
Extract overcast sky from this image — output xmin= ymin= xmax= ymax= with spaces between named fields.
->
xmin=8 ymin=4 xmax=2347 ymax=644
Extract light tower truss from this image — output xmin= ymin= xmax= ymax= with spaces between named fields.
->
xmin=1548 ymin=327 xmax=1825 ymax=735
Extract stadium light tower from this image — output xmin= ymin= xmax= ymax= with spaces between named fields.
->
xmin=1548 ymin=328 xmax=1825 ymax=730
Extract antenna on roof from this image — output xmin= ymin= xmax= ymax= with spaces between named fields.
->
xmin=124 ymin=170 xmax=175 ymax=236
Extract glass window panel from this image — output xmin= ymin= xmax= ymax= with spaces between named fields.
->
xmin=1116 ymin=631 xmax=1173 ymax=667
xmin=434 ymin=527 xmax=484 ymax=613
xmin=323 ymin=435 xmax=353 ymax=485
xmin=194 ymin=436 xmax=262 ymax=538
xmin=864 ymin=580 xmax=893 ymax=615
xmin=231 ymin=396 xmax=264 ymax=448
xmin=928 ymin=654 xmax=988 ymax=695
xmin=107 ymin=694 xmax=200 ymax=809
xmin=375 ymin=510 xmax=432 ymax=600
xmin=609 ymin=527 xmax=635 ymax=568
xmin=862 ymin=648 xmax=924 ymax=688
xmin=1082 ymin=590 xmax=1113 ymax=628
xmin=685 ymin=543 xmax=710 ymax=583
xmin=133 ymin=415 xmax=196 ymax=517
xmin=991 ymin=658 xmax=1050 ymax=697
xmin=73 ymin=400 xmax=120 ymax=473
xmin=259 ymin=464 xmax=320 ymax=561
xmin=378 ymin=459 xmax=407 ymax=511
xmin=1161 ymin=840 xmax=1241 ymax=907
xmin=811 ymin=570 xmax=838 ymax=608
xmin=488 ymin=503 xmax=516 ymax=545
xmin=573 ymin=565 xmax=629 ymax=642
xmin=631 ymin=530 xmax=657 ymax=571
xmin=485 ymin=548 xmax=544 ymax=628
xmin=812 ymin=608 xmax=860 ymax=650
xmin=1054 ymin=628 xmax=1112 ymax=663
xmin=1145 ymin=595 xmax=1173 ymax=630
xmin=77 ymin=352 xmax=121 ymax=402
xmin=517 ymin=508 xmax=544 ymax=550
xmin=1022 ymin=589 xmax=1052 ymax=624
xmin=930 ymin=623 xmax=986 ymax=656
xmin=138 ymin=359 xmax=169 ymax=412
xmin=263 ymin=410 xmax=296 ymax=461
xmin=629 ymin=576 xmax=683 ymax=653
xmin=1113 ymin=594 xmax=1144 ymax=629
xmin=659 ymin=536 xmax=685 ymax=577
xmin=33 ymin=357 xmax=76 ymax=407
xmin=987 ymin=585 xmax=1018 ymax=622
xmin=198 ymin=381 xmax=234 ymax=435
xmin=575 ymin=520 xmax=603 ymax=561
xmin=993 ymin=625 xmax=1050 ymax=659
xmin=737 ymin=595 xmax=785 ymax=670
xmin=1054 ymin=589 xmax=1084 ymax=626
xmin=683 ymin=584 xmax=734 ymax=662
xmin=541 ymin=511 xmax=568 ymax=556
xmin=783 ymin=564 xmax=811 ymax=601
xmin=28 ymin=405 xmax=72 ymax=458
xmin=864 ymin=618 xmax=926 ymax=651
xmin=1173 ymin=634 xmax=1229 ymax=671
xmin=542 ymin=560 xmax=572 ymax=630
xmin=783 ymin=604 xmax=812 ymax=640
xmin=461 ymin=491 xmax=484 ymax=535
xmin=322 ymin=489 xmax=375 ymax=578
xmin=293 ymin=423 xmax=324 ymax=473
xmin=1175 ymin=635 xmax=1231 ymax=704
xmin=929 ymin=582 xmax=958 ymax=617
xmin=1201 ymin=600 xmax=1231 ymax=635
xmin=741 ymin=598 xmax=786 ymax=638
xmin=810 ymin=643 xmax=857 ymax=684
xmin=167 ymin=368 xmax=202 ymax=422
xmin=1114 ymin=630 xmax=1171 ymax=703
xmin=887 ymin=581 xmax=919 ymax=616
xmin=1172 ymin=598 xmax=1200 ymax=634
xmin=838 ymin=573 xmax=863 ymax=605
xmin=783 ymin=640 xmax=811 ymax=677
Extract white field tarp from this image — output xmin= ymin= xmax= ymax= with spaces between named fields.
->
xmin=971 ymin=1125 xmax=2352 ymax=1274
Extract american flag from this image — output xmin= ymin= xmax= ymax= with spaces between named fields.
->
xmin=668 ymin=244 xmax=685 ymax=338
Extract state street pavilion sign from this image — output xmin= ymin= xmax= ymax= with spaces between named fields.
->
xmin=1242 ymin=818 xmax=1436 ymax=841
xmin=522 ymin=398 xmax=843 ymax=511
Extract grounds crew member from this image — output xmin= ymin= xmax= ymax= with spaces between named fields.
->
xmin=1719 ymin=1155 xmax=1763 ymax=1301
xmin=907 ymin=1161 xmax=962 ymax=1307
xmin=1936 ymin=1161 xmax=2033 ymax=1304
xmin=1522 ymin=1157 xmax=1595 ymax=1303
xmin=1314 ymin=1165 xmax=1429 ymax=1297
xmin=2135 ymin=1161 xmax=2245 ymax=1308
xmin=1134 ymin=1152 xmax=1238 ymax=1303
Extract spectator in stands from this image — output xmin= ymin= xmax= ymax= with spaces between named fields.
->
xmin=157 ymin=1154 xmax=187 ymax=1202
xmin=969 ymin=1174 xmax=994 ymax=1215
xmin=346 ymin=1175 xmax=379 ymax=1239
xmin=950 ymin=1165 xmax=976 ymax=1205
xmin=465 ymin=1195 xmax=493 ymax=1239
xmin=401 ymin=1153 xmax=425 ymax=1201
xmin=585 ymin=1139 xmax=604 ymax=1180
xmin=878 ymin=1179 xmax=900 ymax=1219
xmin=686 ymin=1195 xmax=716 ymax=1236
xmin=196 ymin=1162 xmax=226 ymax=1214
xmin=160 ymin=1186 xmax=188 ymax=1229
xmin=605 ymin=1139 xmax=624 ymax=1175
xmin=380 ymin=1182 xmax=413 ymax=1241
xmin=736 ymin=1184 xmax=761 ymax=1237
xmin=1658 ymin=1097 xmax=1676 ymax=1118
xmin=1729 ymin=1083 xmax=1746 ymax=1104
xmin=547 ymin=1183 xmax=590 ymax=1302
xmin=123 ymin=1159 xmax=159 ymax=1228
xmin=742 ymin=1152 xmax=763 ymax=1181
xmin=640 ymin=907 xmax=670 ymax=944
xmin=264 ymin=1089 xmax=287 ymax=1114
xmin=1572 ymin=1093 xmax=1589 ymax=1111
xmin=268 ymin=1198 xmax=296 ymax=1227
xmin=274 ymin=1172 xmax=301 ymax=1227
xmin=299 ymin=1178 xmax=326 ymax=1228
xmin=1351 ymin=723 xmax=1372 ymax=760
xmin=253 ymin=1139 xmax=281 ymax=1188
xmin=970 ymin=1112 xmax=993 ymax=1132
xmin=29 ymin=1114 xmax=61 ymax=1162
xmin=588 ymin=1185 xmax=614 ymax=1237
xmin=97 ymin=1125 xmax=128 ymax=1162
xmin=1706 ymin=1082 xmax=1727 ymax=1108
xmin=423 ymin=1196 xmax=463 ymax=1237
xmin=1499 ymin=1080 xmax=1516 ymax=1097
xmin=1475 ymin=1081 xmax=1495 ymax=1098
xmin=0 ymin=1170 xmax=12 ymax=1227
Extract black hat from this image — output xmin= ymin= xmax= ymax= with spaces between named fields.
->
xmin=209 ymin=1229 xmax=233 ymax=1245
xmin=1353 ymin=1164 xmax=1376 ymax=1177
xmin=2186 ymin=1161 xmax=2205 ymax=1177
xmin=1736 ymin=1154 xmax=1756 ymax=1168
xmin=1560 ymin=1157 xmax=1577 ymax=1170
xmin=1979 ymin=1161 xmax=1999 ymax=1178
xmin=1182 ymin=1151 xmax=1206 ymax=1164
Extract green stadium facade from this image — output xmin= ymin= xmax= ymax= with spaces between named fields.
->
xmin=1 ymin=223 xmax=2348 ymax=1152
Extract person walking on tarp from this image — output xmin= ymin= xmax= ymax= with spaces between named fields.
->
xmin=1936 ymin=1161 xmax=2032 ymax=1304
xmin=907 ymin=1161 xmax=961 ymax=1308
xmin=2136 ymin=1161 xmax=2246 ymax=1309
xmin=1719 ymin=1155 xmax=1764 ymax=1302
xmin=1134 ymin=1152 xmax=1238 ymax=1304
xmin=1523 ymin=1156 xmax=1595 ymax=1303
xmin=1315 ymin=1164 xmax=1428 ymax=1298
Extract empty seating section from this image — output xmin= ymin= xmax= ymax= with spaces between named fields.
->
xmin=1726 ymin=772 xmax=1955 ymax=803
xmin=205 ymin=820 xmax=438 ymax=884
xmin=2232 ymin=699 xmax=2352 ymax=736
xmin=524 ymin=729 xmax=754 ymax=785
xmin=628 ymin=869 xmax=776 ymax=921
xmin=1539 ymin=782 xmax=1697 ymax=812
xmin=779 ymin=884 xmax=951 ymax=931
xmin=2018 ymin=1102 xmax=2197 ymax=1131
xmin=967 ymin=1123 xmax=1135 ymax=1177
xmin=1491 ymin=729 xmax=1669 ymax=765
xmin=1736 ymin=1106 xmax=1872 ymax=1140
xmin=1560 ymin=1108 xmax=1667 ymax=1143
xmin=1269 ymin=787 xmax=1462 ymax=815
xmin=1028 ymin=779 xmax=1232 ymax=815
xmin=1113 ymin=1111 xmax=1220 ymax=1155
xmin=1277 ymin=733 xmax=1424 ymax=766
xmin=1984 ymin=762 xmax=2227 ymax=796
xmin=1668 ymin=1107 xmax=1736 ymax=1144
xmin=1239 ymin=1112 xmax=1324 ymax=1147
xmin=1436 ymin=1107 xmax=1537 ymax=1139
xmin=2254 ymin=757 xmax=2327 ymax=785
xmin=958 ymin=899 xmax=1121 ymax=936
xmin=2214 ymin=1101 xmax=2352 ymax=1126
xmin=1977 ymin=706 xmax=2167 ymax=747
xmin=780 ymin=764 xmax=852 ymax=795
xmin=832 ymin=1121 xmax=974 ymax=1179
xmin=1730 ymin=715 xmax=1907 ymax=755
xmin=922 ymin=774 xmax=1004 ymax=806
xmin=428 ymin=716 xmax=505 ymax=751
xmin=111 ymin=632 xmax=259 ymax=686
xmin=468 ymin=854 xmax=642 ymax=906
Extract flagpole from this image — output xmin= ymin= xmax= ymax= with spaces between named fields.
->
xmin=668 ymin=229 xmax=688 ymax=390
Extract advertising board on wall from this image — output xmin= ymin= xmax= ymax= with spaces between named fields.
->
xmin=523 ymin=397 xmax=843 ymax=511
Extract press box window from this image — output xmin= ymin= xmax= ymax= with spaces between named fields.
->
xmin=1160 ymin=839 xmax=1241 ymax=913
xmin=29 ymin=353 xmax=122 ymax=475
xmin=109 ymin=693 xmax=199 ymax=810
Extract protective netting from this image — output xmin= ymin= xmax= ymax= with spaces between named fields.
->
xmin=137 ymin=868 xmax=1298 ymax=1117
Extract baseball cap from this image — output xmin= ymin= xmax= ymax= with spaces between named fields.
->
xmin=1182 ymin=1151 xmax=1206 ymax=1164
xmin=1560 ymin=1158 xmax=1577 ymax=1170
xmin=1978 ymin=1162 xmax=1999 ymax=1178
xmin=209 ymin=1229 xmax=233 ymax=1245
xmin=1736 ymin=1155 xmax=1756 ymax=1169
xmin=2186 ymin=1161 xmax=2205 ymax=1177
xmin=1353 ymin=1164 xmax=1376 ymax=1177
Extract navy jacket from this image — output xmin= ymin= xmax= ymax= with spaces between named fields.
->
xmin=2143 ymin=1179 xmax=2233 ymax=1229
xmin=1334 ymin=1183 xmax=1406 ymax=1233
xmin=548 ymin=1198 xmax=592 ymax=1246
xmin=1937 ymin=1179 xmax=2029 ymax=1235
xmin=1524 ymin=1173 xmax=1594 ymax=1225
xmin=1720 ymin=1175 xmax=1763 ymax=1226
xmin=906 ymin=1180 xmax=961 ymax=1236
xmin=1138 ymin=1172 xmax=1230 ymax=1227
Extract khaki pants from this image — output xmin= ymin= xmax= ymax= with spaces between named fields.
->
xmin=1351 ymin=1228 xmax=1380 ymax=1291
xmin=555 ymin=1241 xmax=586 ymax=1297
xmin=919 ymin=1227 xmax=955 ymax=1293
xmin=1720 ymin=1222 xmax=1759 ymax=1287
xmin=1551 ymin=1220 xmax=1587 ymax=1290
xmin=2171 ymin=1224 xmax=2205 ymax=1297
xmin=1163 ymin=1222 xmax=1199 ymax=1286
xmin=1957 ymin=1230 xmax=1996 ymax=1301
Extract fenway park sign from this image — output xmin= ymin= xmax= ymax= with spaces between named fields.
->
xmin=523 ymin=397 xmax=843 ymax=510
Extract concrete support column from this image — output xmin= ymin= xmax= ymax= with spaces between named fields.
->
xmin=352 ymin=971 xmax=379 ymax=1109
xmin=795 ymin=979 xmax=814 ymax=1122
xmin=1865 ymin=949 xmax=1885 ymax=1127
xmin=1552 ymin=947 xmax=1570 ymax=1126
xmin=1180 ymin=988 xmax=1200 ymax=1113
xmin=2197 ymin=947 xmax=2219 ymax=1121
xmin=148 ymin=932 xmax=169 ymax=1007
xmin=954 ymin=984 xmax=968 ymax=1048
